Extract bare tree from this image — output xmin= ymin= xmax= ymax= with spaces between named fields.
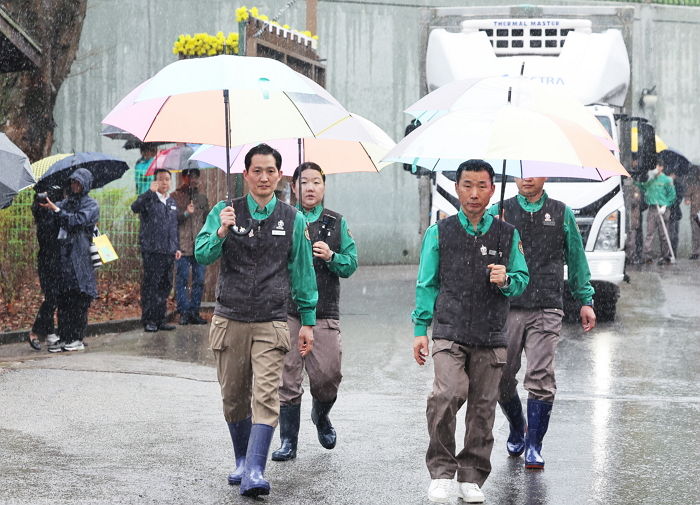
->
xmin=0 ymin=0 xmax=87 ymax=161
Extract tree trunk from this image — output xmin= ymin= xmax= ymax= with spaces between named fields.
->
xmin=0 ymin=0 xmax=87 ymax=161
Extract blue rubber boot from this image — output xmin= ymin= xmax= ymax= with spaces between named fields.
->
xmin=240 ymin=424 xmax=275 ymax=497
xmin=499 ymin=395 xmax=527 ymax=457
xmin=271 ymin=403 xmax=301 ymax=461
xmin=227 ymin=417 xmax=252 ymax=485
xmin=311 ymin=398 xmax=337 ymax=450
xmin=525 ymin=399 xmax=553 ymax=469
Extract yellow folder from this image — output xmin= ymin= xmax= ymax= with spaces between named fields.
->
xmin=93 ymin=234 xmax=118 ymax=264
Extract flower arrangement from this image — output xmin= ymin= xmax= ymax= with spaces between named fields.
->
xmin=172 ymin=32 xmax=239 ymax=57
xmin=172 ymin=6 xmax=319 ymax=58
xmin=235 ymin=6 xmax=319 ymax=40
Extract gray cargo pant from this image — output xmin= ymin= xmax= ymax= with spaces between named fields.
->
xmin=498 ymin=308 xmax=563 ymax=404
xmin=278 ymin=315 xmax=343 ymax=405
xmin=643 ymin=206 xmax=672 ymax=260
xmin=426 ymin=339 xmax=506 ymax=486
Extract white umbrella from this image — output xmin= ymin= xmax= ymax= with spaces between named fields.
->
xmin=190 ymin=113 xmax=395 ymax=175
xmin=0 ymin=133 xmax=35 ymax=209
xmin=406 ymin=75 xmax=616 ymax=150
xmin=383 ymin=107 xmax=627 ymax=180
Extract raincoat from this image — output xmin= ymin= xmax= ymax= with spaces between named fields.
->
xmin=55 ymin=168 xmax=99 ymax=298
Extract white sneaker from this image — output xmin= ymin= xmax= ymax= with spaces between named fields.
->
xmin=458 ymin=482 xmax=485 ymax=503
xmin=47 ymin=340 xmax=64 ymax=353
xmin=428 ymin=479 xmax=453 ymax=503
xmin=47 ymin=334 xmax=60 ymax=345
xmin=63 ymin=340 xmax=85 ymax=352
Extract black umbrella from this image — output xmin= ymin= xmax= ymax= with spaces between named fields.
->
xmin=34 ymin=152 xmax=129 ymax=192
xmin=100 ymin=125 xmax=166 ymax=150
xmin=659 ymin=148 xmax=690 ymax=178
xmin=0 ymin=132 xmax=35 ymax=208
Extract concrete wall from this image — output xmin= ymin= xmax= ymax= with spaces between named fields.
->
xmin=53 ymin=1 xmax=700 ymax=262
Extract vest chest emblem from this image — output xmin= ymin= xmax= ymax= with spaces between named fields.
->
xmin=543 ymin=212 xmax=555 ymax=226
xmin=272 ymin=219 xmax=286 ymax=236
xmin=480 ymin=245 xmax=488 ymax=256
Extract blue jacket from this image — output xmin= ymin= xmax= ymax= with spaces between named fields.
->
xmin=131 ymin=189 xmax=179 ymax=254
xmin=55 ymin=168 xmax=100 ymax=298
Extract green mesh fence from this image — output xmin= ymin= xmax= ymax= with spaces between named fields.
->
xmin=0 ymin=187 xmax=143 ymax=306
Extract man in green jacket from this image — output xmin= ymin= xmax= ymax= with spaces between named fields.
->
xmin=638 ymin=161 xmax=677 ymax=264
xmin=194 ymin=144 xmax=317 ymax=498
xmin=488 ymin=177 xmax=596 ymax=471
xmin=412 ymin=160 xmax=529 ymax=504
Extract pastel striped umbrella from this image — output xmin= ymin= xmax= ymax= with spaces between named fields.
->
xmin=383 ymin=106 xmax=628 ymax=181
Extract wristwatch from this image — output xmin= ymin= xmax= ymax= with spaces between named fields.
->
xmin=502 ymin=274 xmax=511 ymax=288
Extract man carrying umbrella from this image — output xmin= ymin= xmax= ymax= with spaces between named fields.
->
xmin=272 ymin=162 xmax=358 ymax=462
xmin=489 ymin=176 xmax=596 ymax=471
xmin=412 ymin=160 xmax=528 ymax=503
xmin=171 ymin=167 xmax=210 ymax=325
xmin=131 ymin=168 xmax=181 ymax=332
xmin=195 ymin=143 xmax=317 ymax=498
xmin=638 ymin=160 xmax=677 ymax=264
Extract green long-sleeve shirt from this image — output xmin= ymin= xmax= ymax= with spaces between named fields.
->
xmin=134 ymin=157 xmax=154 ymax=195
xmin=195 ymin=194 xmax=318 ymax=326
xmin=635 ymin=172 xmax=676 ymax=207
xmin=411 ymin=210 xmax=530 ymax=337
xmin=300 ymin=204 xmax=358 ymax=278
xmin=488 ymin=192 xmax=595 ymax=306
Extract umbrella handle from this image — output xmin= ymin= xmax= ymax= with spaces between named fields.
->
xmin=228 ymin=217 xmax=257 ymax=236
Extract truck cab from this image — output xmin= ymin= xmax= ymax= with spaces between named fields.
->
xmin=420 ymin=16 xmax=632 ymax=320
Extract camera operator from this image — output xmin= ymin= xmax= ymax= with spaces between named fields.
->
xmin=39 ymin=169 xmax=99 ymax=353
xmin=27 ymin=186 xmax=64 ymax=350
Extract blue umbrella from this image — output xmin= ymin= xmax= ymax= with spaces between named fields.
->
xmin=34 ymin=152 xmax=129 ymax=192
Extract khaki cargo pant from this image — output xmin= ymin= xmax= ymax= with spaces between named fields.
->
xmin=208 ymin=315 xmax=290 ymax=426
xmin=279 ymin=315 xmax=343 ymax=405
xmin=498 ymin=308 xmax=563 ymax=404
xmin=426 ymin=339 xmax=506 ymax=486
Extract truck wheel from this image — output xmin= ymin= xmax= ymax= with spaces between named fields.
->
xmin=595 ymin=298 xmax=617 ymax=322
xmin=592 ymin=282 xmax=620 ymax=322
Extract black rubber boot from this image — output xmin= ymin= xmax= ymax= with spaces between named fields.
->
xmin=525 ymin=399 xmax=553 ymax=469
xmin=311 ymin=398 xmax=337 ymax=450
xmin=499 ymin=395 xmax=527 ymax=457
xmin=271 ymin=403 xmax=301 ymax=461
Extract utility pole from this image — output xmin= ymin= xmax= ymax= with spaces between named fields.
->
xmin=306 ymin=0 xmax=317 ymax=35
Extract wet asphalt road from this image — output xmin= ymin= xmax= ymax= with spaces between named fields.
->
xmin=0 ymin=263 xmax=698 ymax=505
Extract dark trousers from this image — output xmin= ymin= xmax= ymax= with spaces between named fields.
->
xmin=141 ymin=252 xmax=174 ymax=326
xmin=175 ymin=255 xmax=205 ymax=316
xmin=56 ymin=290 xmax=92 ymax=343
xmin=32 ymin=294 xmax=58 ymax=337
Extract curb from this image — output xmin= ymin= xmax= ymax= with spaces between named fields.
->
xmin=0 ymin=303 xmax=215 ymax=346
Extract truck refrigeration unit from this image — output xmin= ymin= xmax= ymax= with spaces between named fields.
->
xmin=410 ymin=5 xmax=651 ymax=321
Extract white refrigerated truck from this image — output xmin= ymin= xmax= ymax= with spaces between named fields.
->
xmin=416 ymin=6 xmax=636 ymax=320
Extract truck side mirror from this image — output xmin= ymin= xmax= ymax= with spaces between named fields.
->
xmin=402 ymin=119 xmax=431 ymax=176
